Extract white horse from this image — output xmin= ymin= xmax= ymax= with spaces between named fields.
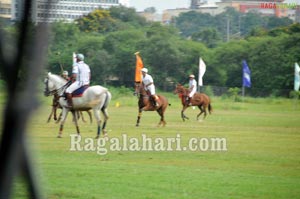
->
xmin=44 ymin=72 xmax=111 ymax=138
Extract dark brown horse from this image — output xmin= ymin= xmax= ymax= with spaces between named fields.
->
xmin=135 ymin=83 xmax=169 ymax=127
xmin=174 ymin=84 xmax=212 ymax=121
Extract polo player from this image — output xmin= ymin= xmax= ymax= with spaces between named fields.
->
xmin=141 ymin=68 xmax=160 ymax=107
xmin=187 ymin=74 xmax=197 ymax=105
xmin=65 ymin=53 xmax=91 ymax=108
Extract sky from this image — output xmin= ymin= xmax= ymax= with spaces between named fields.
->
xmin=129 ymin=0 xmax=191 ymax=13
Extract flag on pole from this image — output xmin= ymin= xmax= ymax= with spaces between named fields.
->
xmin=134 ymin=51 xmax=143 ymax=83
xmin=294 ymin=62 xmax=300 ymax=91
xmin=242 ymin=60 xmax=251 ymax=88
xmin=198 ymin=57 xmax=206 ymax=86
xmin=73 ymin=52 xmax=76 ymax=65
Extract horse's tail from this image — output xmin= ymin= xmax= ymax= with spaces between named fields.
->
xmin=102 ymin=90 xmax=112 ymax=111
xmin=208 ymin=103 xmax=212 ymax=114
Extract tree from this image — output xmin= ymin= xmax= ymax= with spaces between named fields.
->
xmin=76 ymin=9 xmax=117 ymax=33
xmin=102 ymin=29 xmax=145 ymax=86
xmin=191 ymin=28 xmax=221 ymax=48
xmin=109 ymin=6 xmax=148 ymax=28
xmin=144 ymin=7 xmax=156 ymax=14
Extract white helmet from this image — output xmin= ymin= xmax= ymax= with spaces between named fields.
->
xmin=141 ymin=68 xmax=148 ymax=73
xmin=76 ymin=53 xmax=84 ymax=61
xmin=189 ymin=74 xmax=195 ymax=78
xmin=63 ymin=71 xmax=68 ymax=76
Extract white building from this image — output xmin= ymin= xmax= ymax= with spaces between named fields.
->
xmin=11 ymin=0 xmax=124 ymax=23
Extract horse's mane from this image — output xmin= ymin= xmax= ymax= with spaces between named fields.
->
xmin=48 ymin=73 xmax=67 ymax=83
xmin=176 ymin=84 xmax=189 ymax=95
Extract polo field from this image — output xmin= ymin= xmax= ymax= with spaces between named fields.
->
xmin=1 ymin=90 xmax=299 ymax=199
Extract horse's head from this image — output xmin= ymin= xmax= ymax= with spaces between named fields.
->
xmin=44 ymin=72 xmax=68 ymax=96
xmin=134 ymin=82 xmax=147 ymax=97
xmin=173 ymin=84 xmax=186 ymax=95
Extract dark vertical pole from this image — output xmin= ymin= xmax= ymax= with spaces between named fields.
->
xmin=0 ymin=0 xmax=50 ymax=198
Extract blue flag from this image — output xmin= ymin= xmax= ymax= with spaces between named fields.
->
xmin=242 ymin=60 xmax=251 ymax=87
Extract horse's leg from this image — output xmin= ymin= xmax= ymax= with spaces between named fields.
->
xmin=80 ymin=111 xmax=87 ymax=123
xmin=203 ymin=105 xmax=208 ymax=119
xmin=58 ymin=108 xmax=69 ymax=138
xmin=197 ymin=105 xmax=204 ymax=121
xmin=156 ymin=107 xmax=166 ymax=127
xmin=101 ymin=107 xmax=109 ymax=137
xmin=181 ymin=106 xmax=189 ymax=121
xmin=72 ymin=110 xmax=81 ymax=136
xmin=93 ymin=108 xmax=102 ymax=139
xmin=156 ymin=108 xmax=163 ymax=127
xmin=136 ymin=108 xmax=142 ymax=127
xmin=72 ymin=111 xmax=79 ymax=123
xmin=53 ymin=106 xmax=58 ymax=121
xmin=47 ymin=107 xmax=54 ymax=123
xmin=56 ymin=111 xmax=62 ymax=123
xmin=87 ymin=110 xmax=93 ymax=124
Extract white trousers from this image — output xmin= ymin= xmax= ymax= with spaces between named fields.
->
xmin=145 ymin=84 xmax=156 ymax=95
xmin=66 ymin=81 xmax=83 ymax=93
xmin=189 ymin=89 xmax=196 ymax=98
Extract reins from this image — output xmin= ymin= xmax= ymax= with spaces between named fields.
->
xmin=44 ymin=78 xmax=71 ymax=96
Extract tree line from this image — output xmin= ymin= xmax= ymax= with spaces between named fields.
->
xmin=1 ymin=6 xmax=299 ymax=96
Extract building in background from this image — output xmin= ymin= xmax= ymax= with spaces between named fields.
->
xmin=0 ymin=0 xmax=11 ymax=19
xmin=161 ymin=0 xmax=299 ymax=24
xmin=11 ymin=0 xmax=125 ymax=23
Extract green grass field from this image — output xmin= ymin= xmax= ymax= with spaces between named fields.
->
xmin=1 ymin=93 xmax=300 ymax=199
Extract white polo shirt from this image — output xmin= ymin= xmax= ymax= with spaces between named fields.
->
xmin=72 ymin=61 xmax=90 ymax=85
xmin=142 ymin=74 xmax=153 ymax=87
xmin=142 ymin=74 xmax=156 ymax=95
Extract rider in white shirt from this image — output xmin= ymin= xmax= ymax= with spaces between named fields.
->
xmin=65 ymin=53 xmax=91 ymax=108
xmin=187 ymin=74 xmax=197 ymax=105
xmin=141 ymin=68 xmax=160 ymax=107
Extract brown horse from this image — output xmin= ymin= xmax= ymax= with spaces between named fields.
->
xmin=135 ymin=83 xmax=169 ymax=127
xmin=47 ymin=94 xmax=93 ymax=124
xmin=174 ymin=84 xmax=212 ymax=121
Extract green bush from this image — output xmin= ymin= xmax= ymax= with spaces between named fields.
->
xmin=228 ymin=87 xmax=241 ymax=102
xmin=289 ymin=90 xmax=300 ymax=99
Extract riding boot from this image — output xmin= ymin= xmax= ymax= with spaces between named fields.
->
xmin=185 ymin=97 xmax=189 ymax=106
xmin=66 ymin=93 xmax=73 ymax=109
xmin=153 ymin=95 xmax=160 ymax=107
xmin=188 ymin=97 xmax=192 ymax=106
xmin=185 ymin=97 xmax=192 ymax=106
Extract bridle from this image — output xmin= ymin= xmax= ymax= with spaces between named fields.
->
xmin=134 ymin=83 xmax=149 ymax=99
xmin=174 ymin=86 xmax=187 ymax=99
xmin=44 ymin=77 xmax=71 ymax=97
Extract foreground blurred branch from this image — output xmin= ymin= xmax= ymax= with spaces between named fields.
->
xmin=0 ymin=1 xmax=50 ymax=198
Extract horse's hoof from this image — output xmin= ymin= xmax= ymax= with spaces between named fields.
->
xmin=57 ymin=135 xmax=62 ymax=138
xmin=95 ymin=135 xmax=100 ymax=139
xmin=136 ymin=124 xmax=139 ymax=127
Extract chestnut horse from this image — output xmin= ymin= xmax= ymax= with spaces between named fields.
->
xmin=134 ymin=83 xmax=169 ymax=127
xmin=174 ymin=84 xmax=212 ymax=121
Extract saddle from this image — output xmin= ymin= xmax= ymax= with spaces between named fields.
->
xmin=72 ymin=85 xmax=89 ymax=98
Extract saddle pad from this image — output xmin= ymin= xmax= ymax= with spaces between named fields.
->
xmin=72 ymin=85 xmax=89 ymax=97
